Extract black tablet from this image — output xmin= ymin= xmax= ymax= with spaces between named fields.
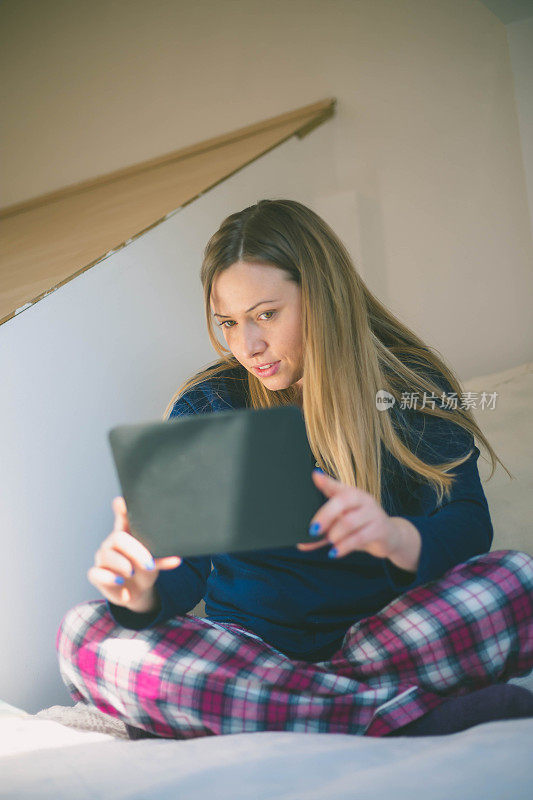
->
xmin=107 ymin=405 xmax=325 ymax=559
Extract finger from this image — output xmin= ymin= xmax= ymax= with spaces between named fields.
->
xmin=327 ymin=507 xmax=375 ymax=547
xmin=296 ymin=539 xmax=330 ymax=551
xmin=155 ymin=556 xmax=182 ymax=570
xmin=108 ymin=530 xmax=157 ymax=570
xmin=112 ymin=496 xmax=131 ymax=534
xmin=96 ymin=548 xmax=135 ymax=578
xmin=330 ymin=531 xmax=367 ymax=559
xmin=312 ymin=470 xmax=364 ymax=502
xmin=311 ymin=469 xmax=345 ymax=496
xmin=88 ymin=566 xmax=132 ymax=600
xmin=120 ymin=587 xmax=130 ymax=603
xmin=308 ymin=488 xmax=365 ymax=538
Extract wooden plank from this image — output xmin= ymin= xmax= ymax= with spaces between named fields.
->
xmin=0 ymin=98 xmax=335 ymax=326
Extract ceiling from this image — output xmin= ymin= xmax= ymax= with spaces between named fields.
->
xmin=478 ymin=0 xmax=533 ymax=23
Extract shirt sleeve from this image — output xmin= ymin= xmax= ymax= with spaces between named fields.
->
xmin=383 ymin=406 xmax=494 ymax=592
xmin=106 ymin=394 xmax=213 ymax=630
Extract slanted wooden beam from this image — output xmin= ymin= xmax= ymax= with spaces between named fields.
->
xmin=0 ymin=98 xmax=336 ymax=326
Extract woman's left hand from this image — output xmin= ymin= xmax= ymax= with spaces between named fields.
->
xmin=297 ymin=469 xmax=402 ymax=560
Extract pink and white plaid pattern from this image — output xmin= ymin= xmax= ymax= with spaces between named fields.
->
xmin=56 ymin=549 xmax=533 ymax=738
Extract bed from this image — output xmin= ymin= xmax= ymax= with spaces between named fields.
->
xmin=2 ymin=361 xmax=532 ymax=800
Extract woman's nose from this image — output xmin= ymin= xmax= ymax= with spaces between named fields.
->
xmin=242 ymin=331 xmax=267 ymax=359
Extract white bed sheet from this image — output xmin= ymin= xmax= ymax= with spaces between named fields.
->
xmin=1 ymin=710 xmax=532 ymax=800
xmin=2 ymin=669 xmax=533 ymax=800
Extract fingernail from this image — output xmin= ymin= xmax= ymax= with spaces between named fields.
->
xmin=314 ymin=467 xmax=324 ymax=474
xmin=130 ymin=567 xmax=135 ymax=576
xmin=145 ymin=558 xmax=156 ymax=570
xmin=114 ymin=575 xmax=125 ymax=584
xmin=309 ymin=522 xmax=321 ymax=536
xmin=328 ymin=547 xmax=338 ymax=559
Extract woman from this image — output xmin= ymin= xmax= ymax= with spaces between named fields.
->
xmin=56 ymin=199 xmax=533 ymax=739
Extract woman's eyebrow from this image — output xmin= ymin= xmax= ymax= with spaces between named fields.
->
xmin=212 ymin=299 xmax=279 ymax=319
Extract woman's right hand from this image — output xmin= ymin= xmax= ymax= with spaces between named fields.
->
xmin=87 ymin=496 xmax=181 ymax=613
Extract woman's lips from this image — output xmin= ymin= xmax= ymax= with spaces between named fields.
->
xmin=252 ymin=361 xmax=280 ymax=377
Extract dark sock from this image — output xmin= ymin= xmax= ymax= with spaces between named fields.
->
xmin=386 ymin=684 xmax=533 ymax=737
xmin=125 ymin=723 xmax=162 ymax=740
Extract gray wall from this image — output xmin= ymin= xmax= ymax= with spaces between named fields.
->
xmin=0 ymin=128 xmax=358 ymax=711
xmin=2 ymin=0 xmax=532 ymax=373
xmin=507 ymin=16 xmax=533 ymax=235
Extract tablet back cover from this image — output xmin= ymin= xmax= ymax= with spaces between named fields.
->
xmin=108 ymin=405 xmax=325 ymax=558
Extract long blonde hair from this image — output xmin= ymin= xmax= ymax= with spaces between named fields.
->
xmin=163 ymin=199 xmax=510 ymax=508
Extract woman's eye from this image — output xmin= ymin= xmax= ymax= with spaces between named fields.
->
xmin=218 ymin=311 xmax=276 ymax=329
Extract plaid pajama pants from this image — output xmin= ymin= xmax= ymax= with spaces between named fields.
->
xmin=56 ymin=549 xmax=533 ymax=738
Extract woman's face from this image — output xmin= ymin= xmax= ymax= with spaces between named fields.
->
xmin=210 ymin=261 xmax=304 ymax=399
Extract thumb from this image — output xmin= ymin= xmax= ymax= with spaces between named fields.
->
xmin=112 ymin=496 xmax=131 ymax=533
xmin=155 ymin=556 xmax=182 ymax=570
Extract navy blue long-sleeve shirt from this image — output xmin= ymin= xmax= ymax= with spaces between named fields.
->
xmin=107 ymin=362 xmax=493 ymax=662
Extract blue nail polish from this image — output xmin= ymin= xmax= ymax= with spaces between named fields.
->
xmin=314 ymin=467 xmax=324 ymax=474
xmin=309 ymin=522 xmax=321 ymax=536
xmin=145 ymin=558 xmax=155 ymax=570
xmin=114 ymin=575 xmax=125 ymax=584
xmin=328 ymin=547 xmax=338 ymax=559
